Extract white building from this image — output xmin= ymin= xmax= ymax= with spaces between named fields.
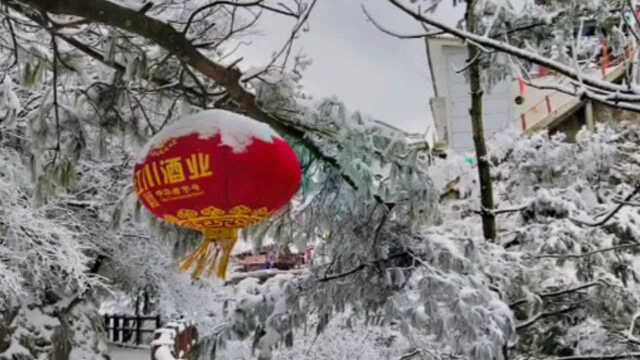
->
xmin=427 ymin=36 xmax=517 ymax=153
xmin=426 ymin=36 xmax=626 ymax=154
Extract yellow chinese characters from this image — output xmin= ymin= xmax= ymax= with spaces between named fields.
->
xmin=141 ymin=192 xmax=160 ymax=209
xmin=160 ymin=157 xmax=186 ymax=184
xmin=186 ymin=153 xmax=213 ymax=180
xmin=149 ymin=139 xmax=179 ymax=158
xmin=136 ymin=152 xmax=213 ymax=195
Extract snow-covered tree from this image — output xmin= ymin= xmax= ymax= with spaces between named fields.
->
xmin=384 ymin=0 xmax=640 ymax=111
xmin=0 ymin=0 xmax=439 ymax=358
xmin=2 ymin=1 xmax=640 ymax=360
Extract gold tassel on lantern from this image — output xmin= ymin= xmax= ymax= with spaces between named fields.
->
xmin=179 ymin=228 xmax=239 ymax=280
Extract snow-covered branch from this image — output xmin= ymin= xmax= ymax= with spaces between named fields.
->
xmin=509 ymin=281 xmax=603 ymax=308
xmin=386 ymin=0 xmax=638 ymax=99
xmin=554 ymin=353 xmax=640 ymax=360
xmin=8 ymin=0 xmax=363 ymax=190
xmin=516 ymin=302 xmax=585 ymax=331
xmin=570 ymin=185 xmax=640 ymax=227
xmin=535 ymin=244 xmax=640 ymax=259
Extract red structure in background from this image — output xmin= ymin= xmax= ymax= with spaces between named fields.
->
xmin=151 ymin=320 xmax=198 ymax=360
xmin=233 ymin=244 xmax=314 ymax=272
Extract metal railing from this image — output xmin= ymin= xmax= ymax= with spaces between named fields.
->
xmin=520 ymin=46 xmax=634 ymax=131
xmin=104 ymin=314 xmax=162 ymax=346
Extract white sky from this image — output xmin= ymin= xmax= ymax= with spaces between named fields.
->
xmin=237 ymin=0 xmax=462 ymax=134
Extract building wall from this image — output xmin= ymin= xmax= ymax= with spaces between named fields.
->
xmin=514 ymin=77 xmax=576 ymax=130
xmin=593 ymin=102 xmax=640 ymax=124
xmin=548 ymin=109 xmax=586 ymax=142
xmin=426 ymin=37 xmax=517 ymax=153
xmin=546 ymin=102 xmax=640 ymax=142
xmin=425 ymin=37 xmax=619 ymax=151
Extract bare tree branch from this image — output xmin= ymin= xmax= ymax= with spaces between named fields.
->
xmin=181 ymin=0 xmax=262 ymax=35
xmin=362 ymin=4 xmax=443 ymax=39
xmin=258 ymin=3 xmax=296 ymax=17
xmin=242 ymin=0 xmax=317 ymax=83
xmin=535 ymin=243 xmax=640 ymax=260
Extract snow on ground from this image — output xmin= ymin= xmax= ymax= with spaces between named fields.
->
xmin=107 ymin=344 xmax=149 ymax=360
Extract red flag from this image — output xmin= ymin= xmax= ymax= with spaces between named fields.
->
xmin=518 ymin=77 xmax=527 ymax=97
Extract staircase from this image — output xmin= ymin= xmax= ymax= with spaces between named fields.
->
xmin=521 ymin=55 xmax=630 ymax=134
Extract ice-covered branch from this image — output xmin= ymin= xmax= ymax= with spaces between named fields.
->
xmin=535 ymin=244 xmax=640 ymax=260
xmin=523 ymin=80 xmax=640 ymax=113
xmin=509 ymin=282 xmax=602 ymax=308
xmin=9 ymin=0 xmax=361 ymax=189
xmin=241 ymin=0 xmax=317 ymax=83
xmin=516 ymin=302 xmax=584 ymax=331
xmin=318 ymin=251 xmax=412 ymax=283
xmin=570 ymin=185 xmax=640 ymax=227
xmin=554 ymin=353 xmax=640 ymax=360
xmin=472 ymin=205 xmax=527 ymax=216
xmin=612 ymin=199 xmax=640 ymax=207
xmin=362 ymin=4 xmax=444 ymax=40
xmin=386 ymin=0 xmax=636 ymax=96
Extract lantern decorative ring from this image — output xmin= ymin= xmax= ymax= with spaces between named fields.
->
xmin=134 ymin=110 xmax=301 ymax=279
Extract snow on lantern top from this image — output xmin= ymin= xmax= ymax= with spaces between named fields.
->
xmin=137 ymin=109 xmax=281 ymax=163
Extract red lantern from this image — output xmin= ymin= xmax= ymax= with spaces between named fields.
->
xmin=134 ymin=110 xmax=301 ymax=279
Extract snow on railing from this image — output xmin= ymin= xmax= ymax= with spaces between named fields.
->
xmin=520 ymin=46 xmax=635 ymax=132
xmin=150 ymin=320 xmax=198 ymax=360
xmin=104 ymin=313 xmax=162 ymax=346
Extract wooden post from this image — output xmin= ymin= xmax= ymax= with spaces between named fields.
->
xmin=127 ymin=316 xmax=132 ymax=343
xmin=585 ymin=100 xmax=595 ymax=130
xmin=113 ymin=315 xmax=120 ymax=343
xmin=176 ymin=327 xmax=183 ymax=357
xmin=545 ymin=95 xmax=553 ymax=114
xmin=521 ymin=114 xmax=527 ymax=131
xmin=135 ymin=315 xmax=142 ymax=345
xmin=104 ymin=315 xmax=110 ymax=341
xmin=120 ymin=315 xmax=125 ymax=343
xmin=143 ymin=291 xmax=150 ymax=315
xmin=135 ymin=294 xmax=140 ymax=316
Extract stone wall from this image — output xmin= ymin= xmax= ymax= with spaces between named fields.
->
xmin=593 ymin=101 xmax=640 ymax=124
xmin=546 ymin=101 xmax=640 ymax=142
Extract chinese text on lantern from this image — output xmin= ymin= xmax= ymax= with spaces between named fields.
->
xmin=135 ymin=152 xmax=212 ymax=202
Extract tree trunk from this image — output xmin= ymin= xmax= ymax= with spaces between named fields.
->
xmin=466 ymin=0 xmax=497 ymax=241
